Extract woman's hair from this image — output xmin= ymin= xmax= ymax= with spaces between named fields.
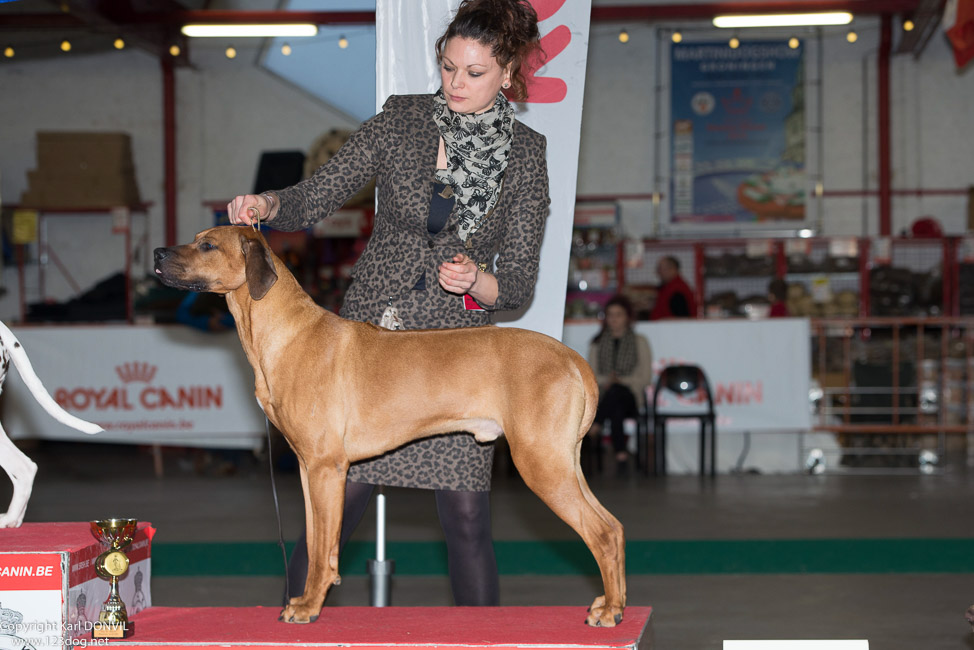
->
xmin=594 ymin=295 xmax=634 ymax=342
xmin=435 ymin=0 xmax=541 ymax=101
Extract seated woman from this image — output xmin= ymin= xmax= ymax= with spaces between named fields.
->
xmin=587 ymin=295 xmax=654 ymax=474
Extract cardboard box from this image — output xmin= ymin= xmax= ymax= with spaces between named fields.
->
xmin=0 ymin=522 xmax=153 ymax=649
xmin=22 ymin=170 xmax=141 ymax=208
xmin=20 ymin=131 xmax=142 ymax=208
xmin=35 ymin=132 xmax=135 ymax=175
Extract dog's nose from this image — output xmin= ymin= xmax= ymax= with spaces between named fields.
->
xmin=153 ymin=248 xmax=170 ymax=265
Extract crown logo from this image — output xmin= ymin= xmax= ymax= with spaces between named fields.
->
xmin=115 ymin=362 xmax=157 ymax=384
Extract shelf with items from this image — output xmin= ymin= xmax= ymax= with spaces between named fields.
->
xmin=616 ymin=235 xmax=960 ymax=321
xmin=565 ymin=200 xmax=623 ymax=320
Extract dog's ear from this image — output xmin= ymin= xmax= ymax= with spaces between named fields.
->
xmin=241 ymin=234 xmax=278 ymax=300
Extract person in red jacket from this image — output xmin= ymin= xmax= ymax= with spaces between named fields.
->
xmin=650 ymin=256 xmax=697 ymax=319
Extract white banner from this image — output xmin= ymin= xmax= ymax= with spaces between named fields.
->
xmin=562 ymin=318 xmax=812 ymax=433
xmin=4 ymin=326 xmax=265 ymax=449
xmin=376 ymin=0 xmax=592 ymax=341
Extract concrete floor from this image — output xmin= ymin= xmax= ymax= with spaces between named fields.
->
xmin=7 ymin=439 xmax=974 ymax=649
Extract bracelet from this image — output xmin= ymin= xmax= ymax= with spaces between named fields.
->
xmin=259 ymin=192 xmax=276 ymax=213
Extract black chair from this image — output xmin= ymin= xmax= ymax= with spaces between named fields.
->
xmin=646 ymin=365 xmax=716 ymax=477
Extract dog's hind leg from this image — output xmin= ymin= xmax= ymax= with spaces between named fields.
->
xmin=508 ymin=433 xmax=626 ymax=627
xmin=280 ymin=458 xmax=348 ymax=624
xmin=0 ymin=423 xmax=38 ymax=528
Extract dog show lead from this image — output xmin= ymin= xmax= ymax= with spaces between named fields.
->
xmin=227 ymin=0 xmax=551 ymax=611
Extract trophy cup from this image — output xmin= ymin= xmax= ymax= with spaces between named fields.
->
xmin=90 ymin=518 xmax=138 ymax=639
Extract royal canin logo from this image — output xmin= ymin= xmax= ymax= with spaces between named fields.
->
xmin=54 ymin=362 xmax=222 ymax=412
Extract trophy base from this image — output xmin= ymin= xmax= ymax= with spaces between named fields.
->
xmin=93 ymin=622 xmax=134 ymax=639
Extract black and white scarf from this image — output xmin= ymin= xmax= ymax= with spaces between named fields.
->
xmin=597 ymin=330 xmax=639 ymax=377
xmin=432 ymin=88 xmax=514 ymax=242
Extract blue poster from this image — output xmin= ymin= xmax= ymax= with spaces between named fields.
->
xmin=670 ymin=41 xmax=806 ymax=224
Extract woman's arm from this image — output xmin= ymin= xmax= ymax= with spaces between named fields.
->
xmin=488 ymin=133 xmax=550 ymax=311
xmin=227 ymin=109 xmax=385 ymax=230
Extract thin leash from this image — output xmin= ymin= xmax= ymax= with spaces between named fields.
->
xmin=264 ymin=415 xmax=291 ymax=605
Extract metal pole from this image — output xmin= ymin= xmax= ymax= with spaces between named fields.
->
xmin=368 ymin=486 xmax=394 ymax=606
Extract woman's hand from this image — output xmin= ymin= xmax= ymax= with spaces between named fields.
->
xmin=227 ymin=193 xmax=275 ymax=226
xmin=438 ymin=254 xmax=479 ymax=295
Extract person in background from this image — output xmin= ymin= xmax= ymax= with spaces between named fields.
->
xmin=768 ymin=278 xmax=790 ymax=317
xmin=225 ymin=0 xmax=548 ymax=607
xmin=587 ymin=295 xmax=653 ymax=475
xmin=650 ymin=255 xmax=697 ymax=319
xmin=175 ymin=292 xmax=234 ymax=332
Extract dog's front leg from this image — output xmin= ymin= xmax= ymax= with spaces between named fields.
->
xmin=280 ymin=458 xmax=347 ymax=623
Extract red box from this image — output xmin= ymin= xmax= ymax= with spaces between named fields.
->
xmin=0 ymin=522 xmax=153 ymax=649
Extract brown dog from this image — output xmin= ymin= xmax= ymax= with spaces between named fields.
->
xmin=153 ymin=226 xmax=626 ymax=627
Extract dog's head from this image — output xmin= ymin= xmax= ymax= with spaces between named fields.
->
xmin=153 ymin=226 xmax=278 ymax=300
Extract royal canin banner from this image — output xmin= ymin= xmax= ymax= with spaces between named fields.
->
xmin=377 ymin=0 xmax=591 ymax=342
xmin=561 ymin=318 xmax=812 ymax=433
xmin=4 ymin=325 xmax=266 ymax=449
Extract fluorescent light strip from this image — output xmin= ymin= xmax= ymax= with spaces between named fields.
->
xmin=181 ymin=24 xmax=319 ymax=38
xmin=713 ymin=12 xmax=853 ymax=28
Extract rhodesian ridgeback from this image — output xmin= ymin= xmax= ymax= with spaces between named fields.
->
xmin=153 ymin=226 xmax=626 ymax=627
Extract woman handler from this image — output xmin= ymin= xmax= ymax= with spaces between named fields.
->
xmin=227 ymin=0 xmax=549 ymax=607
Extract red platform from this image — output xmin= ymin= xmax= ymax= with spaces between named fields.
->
xmin=114 ymin=606 xmax=653 ymax=649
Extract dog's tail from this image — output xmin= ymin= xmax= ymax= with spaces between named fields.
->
xmin=0 ymin=321 xmax=103 ymax=435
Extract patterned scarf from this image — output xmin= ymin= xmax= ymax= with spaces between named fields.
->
xmin=597 ymin=330 xmax=639 ymax=377
xmin=432 ymin=88 xmax=514 ymax=242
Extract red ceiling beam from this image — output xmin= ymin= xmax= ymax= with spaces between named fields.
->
xmin=1 ymin=3 xmax=923 ymax=29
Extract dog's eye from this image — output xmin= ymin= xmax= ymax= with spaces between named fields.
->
xmin=199 ymin=242 xmax=215 ymax=252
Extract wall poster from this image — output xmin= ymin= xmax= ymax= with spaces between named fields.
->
xmin=670 ymin=40 xmax=807 ymax=226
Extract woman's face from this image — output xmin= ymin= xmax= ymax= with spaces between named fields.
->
xmin=605 ymin=304 xmax=630 ymax=336
xmin=439 ymin=36 xmax=511 ymax=114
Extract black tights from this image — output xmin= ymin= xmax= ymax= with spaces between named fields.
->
xmin=285 ymin=481 xmax=499 ymax=606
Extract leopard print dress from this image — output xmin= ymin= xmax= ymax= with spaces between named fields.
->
xmin=271 ymin=94 xmax=550 ymax=491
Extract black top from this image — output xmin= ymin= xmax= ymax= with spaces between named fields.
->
xmin=413 ymin=182 xmax=455 ymax=290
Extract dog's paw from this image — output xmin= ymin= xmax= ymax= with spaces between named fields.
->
xmin=584 ymin=595 xmax=623 ymax=627
xmin=279 ymin=598 xmax=322 ymax=624
xmin=0 ymin=512 xmax=24 ymax=528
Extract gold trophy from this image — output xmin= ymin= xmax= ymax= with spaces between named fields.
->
xmin=90 ymin=518 xmax=138 ymax=639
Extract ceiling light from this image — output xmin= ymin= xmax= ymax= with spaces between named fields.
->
xmin=3 ymin=46 xmax=13 ymax=58
xmin=903 ymin=19 xmax=915 ymax=31
xmin=225 ymin=46 xmax=237 ymax=59
xmin=181 ymin=24 xmax=318 ymax=38
xmin=618 ymin=29 xmax=629 ymax=43
xmin=714 ymin=12 xmax=853 ymax=28
xmin=672 ymin=31 xmax=683 ymax=43
xmin=338 ymin=35 xmax=349 ymax=49
xmin=788 ymin=37 xmax=800 ymax=48
xmin=846 ymin=30 xmax=858 ymax=43
xmin=281 ymin=43 xmax=292 ymax=56
xmin=729 ymin=36 xmax=740 ymax=48
xmin=60 ymin=40 xmax=71 ymax=52
xmin=169 ymin=44 xmax=181 ymax=57
xmin=114 ymin=38 xmax=125 ymax=50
